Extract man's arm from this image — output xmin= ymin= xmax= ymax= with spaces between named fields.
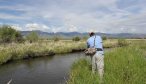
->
xmin=87 ymin=42 xmax=90 ymax=48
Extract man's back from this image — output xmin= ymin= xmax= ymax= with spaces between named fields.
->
xmin=87 ymin=35 xmax=103 ymax=49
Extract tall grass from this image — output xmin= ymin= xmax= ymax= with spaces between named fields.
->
xmin=68 ymin=41 xmax=146 ymax=84
xmin=0 ymin=39 xmax=119 ymax=65
xmin=67 ymin=59 xmax=100 ymax=84
xmin=104 ymin=46 xmax=146 ymax=84
xmin=0 ymin=41 xmax=86 ymax=65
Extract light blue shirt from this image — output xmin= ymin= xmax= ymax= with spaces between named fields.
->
xmin=87 ymin=35 xmax=104 ymax=53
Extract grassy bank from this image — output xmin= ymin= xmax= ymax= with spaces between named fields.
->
xmin=0 ymin=39 xmax=120 ymax=65
xmin=67 ymin=59 xmax=100 ymax=84
xmin=0 ymin=41 xmax=86 ymax=65
xmin=68 ymin=41 xmax=146 ymax=84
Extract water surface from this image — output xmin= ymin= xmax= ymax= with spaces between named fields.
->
xmin=0 ymin=52 xmax=84 ymax=84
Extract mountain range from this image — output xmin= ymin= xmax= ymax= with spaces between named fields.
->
xmin=20 ymin=30 xmax=146 ymax=39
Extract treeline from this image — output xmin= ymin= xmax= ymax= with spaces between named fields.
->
xmin=0 ymin=25 xmax=88 ymax=43
xmin=1 ymin=25 xmax=134 ymax=43
xmin=0 ymin=25 xmax=40 ymax=43
xmin=50 ymin=36 xmax=86 ymax=41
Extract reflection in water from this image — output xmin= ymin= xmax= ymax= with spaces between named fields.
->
xmin=0 ymin=52 xmax=84 ymax=84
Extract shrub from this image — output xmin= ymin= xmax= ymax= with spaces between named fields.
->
xmin=26 ymin=31 xmax=39 ymax=43
xmin=72 ymin=36 xmax=81 ymax=41
xmin=118 ymin=39 xmax=128 ymax=47
xmin=102 ymin=35 xmax=107 ymax=40
xmin=0 ymin=25 xmax=23 ymax=43
xmin=53 ymin=36 xmax=60 ymax=42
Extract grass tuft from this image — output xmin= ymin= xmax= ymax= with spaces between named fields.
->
xmin=67 ymin=59 xmax=100 ymax=84
xmin=68 ymin=41 xmax=146 ymax=84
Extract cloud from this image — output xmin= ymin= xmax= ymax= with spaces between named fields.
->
xmin=0 ymin=0 xmax=146 ymax=33
xmin=25 ymin=23 xmax=51 ymax=32
xmin=0 ymin=13 xmax=31 ymax=20
xmin=110 ymin=12 xmax=146 ymax=33
xmin=11 ymin=25 xmax=23 ymax=31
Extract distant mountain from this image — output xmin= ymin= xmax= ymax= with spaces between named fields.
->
xmin=20 ymin=30 xmax=87 ymax=38
xmin=20 ymin=30 xmax=146 ymax=39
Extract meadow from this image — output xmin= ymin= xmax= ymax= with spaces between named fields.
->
xmin=0 ymin=39 xmax=121 ymax=65
xmin=67 ymin=40 xmax=146 ymax=84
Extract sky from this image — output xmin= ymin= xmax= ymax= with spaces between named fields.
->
xmin=0 ymin=0 xmax=146 ymax=33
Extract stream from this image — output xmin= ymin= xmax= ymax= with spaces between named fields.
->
xmin=0 ymin=52 xmax=85 ymax=84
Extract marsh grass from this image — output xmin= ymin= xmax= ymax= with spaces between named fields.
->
xmin=67 ymin=59 xmax=100 ymax=84
xmin=68 ymin=41 xmax=146 ymax=84
xmin=0 ymin=39 xmax=118 ymax=65
xmin=104 ymin=46 xmax=146 ymax=84
xmin=0 ymin=41 xmax=86 ymax=65
xmin=0 ymin=39 xmax=129 ymax=65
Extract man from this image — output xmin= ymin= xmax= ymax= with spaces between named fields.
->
xmin=87 ymin=32 xmax=104 ymax=79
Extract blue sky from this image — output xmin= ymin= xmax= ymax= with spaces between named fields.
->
xmin=0 ymin=0 xmax=146 ymax=33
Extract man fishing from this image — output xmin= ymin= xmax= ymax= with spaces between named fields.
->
xmin=86 ymin=32 xmax=104 ymax=79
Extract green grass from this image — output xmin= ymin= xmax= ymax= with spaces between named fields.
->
xmin=0 ymin=41 xmax=86 ymax=65
xmin=67 ymin=59 xmax=100 ymax=84
xmin=104 ymin=46 xmax=146 ymax=84
xmin=0 ymin=39 xmax=119 ymax=65
xmin=68 ymin=41 xmax=146 ymax=84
